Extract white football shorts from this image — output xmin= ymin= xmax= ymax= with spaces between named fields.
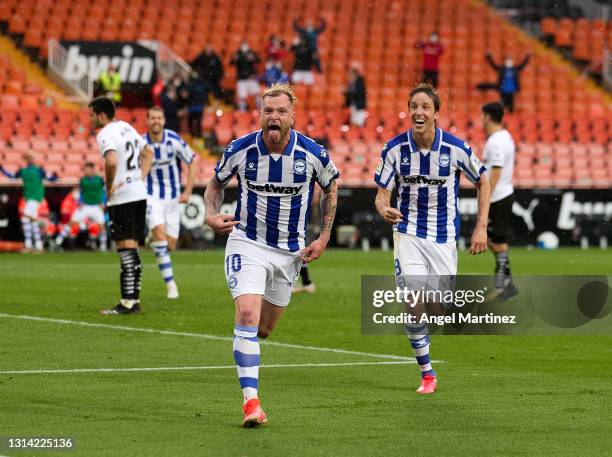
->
xmin=291 ymin=70 xmax=314 ymax=85
xmin=72 ymin=204 xmax=106 ymax=225
xmin=23 ymin=200 xmax=40 ymax=219
xmin=236 ymin=79 xmax=261 ymax=100
xmin=146 ymin=197 xmax=180 ymax=239
xmin=393 ymin=232 xmax=457 ymax=291
xmin=224 ymin=233 xmax=303 ymax=307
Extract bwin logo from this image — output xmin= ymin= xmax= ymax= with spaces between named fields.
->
xmin=63 ymin=45 xmax=155 ymax=84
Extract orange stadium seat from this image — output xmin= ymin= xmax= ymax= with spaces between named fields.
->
xmin=0 ymin=0 xmax=607 ymax=188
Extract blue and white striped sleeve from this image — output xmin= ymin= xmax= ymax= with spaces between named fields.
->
xmin=374 ymin=143 xmax=396 ymax=191
xmin=312 ymin=148 xmax=339 ymax=189
xmin=177 ymin=139 xmax=195 ymax=165
xmin=456 ymin=143 xmax=486 ymax=184
xmin=214 ymin=143 xmax=240 ymax=184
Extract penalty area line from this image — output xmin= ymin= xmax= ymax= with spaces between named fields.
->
xmin=0 ymin=313 xmax=422 ymax=362
xmin=0 ymin=360 xmax=418 ymax=376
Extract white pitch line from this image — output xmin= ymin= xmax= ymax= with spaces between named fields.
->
xmin=0 ymin=360 xmax=415 ymax=376
xmin=0 ymin=313 xmax=418 ymax=362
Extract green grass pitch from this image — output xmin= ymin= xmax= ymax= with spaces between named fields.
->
xmin=0 ymin=248 xmax=611 ymax=457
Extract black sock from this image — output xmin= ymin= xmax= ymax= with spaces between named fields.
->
xmin=494 ymin=251 xmax=510 ymax=290
xmin=300 ymin=265 xmax=312 ymax=286
xmin=118 ymin=248 xmax=139 ymax=301
xmin=133 ymin=250 xmax=142 ymax=301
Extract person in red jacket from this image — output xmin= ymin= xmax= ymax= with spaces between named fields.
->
xmin=416 ymin=32 xmax=444 ymax=88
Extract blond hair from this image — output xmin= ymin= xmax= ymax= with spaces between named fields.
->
xmin=261 ymin=82 xmax=297 ymax=105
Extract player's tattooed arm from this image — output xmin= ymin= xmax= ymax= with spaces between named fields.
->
xmin=140 ymin=145 xmax=153 ymax=181
xmin=301 ymin=180 xmax=338 ymax=263
xmin=375 ymin=187 xmax=402 ymax=224
xmin=204 ymin=177 xmax=238 ymax=235
xmin=319 ymin=180 xmax=338 ymax=242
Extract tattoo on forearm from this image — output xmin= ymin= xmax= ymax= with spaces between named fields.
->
xmin=204 ymin=180 xmax=224 ymax=216
xmin=320 ymin=182 xmax=338 ymax=237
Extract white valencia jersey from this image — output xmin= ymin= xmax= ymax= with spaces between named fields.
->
xmin=98 ymin=120 xmax=147 ymax=206
xmin=483 ymin=129 xmax=515 ymax=203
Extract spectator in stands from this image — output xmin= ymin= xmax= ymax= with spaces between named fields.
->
xmin=263 ymin=61 xmax=289 ymax=87
xmin=187 ymin=71 xmax=209 ymax=139
xmin=191 ymin=44 xmax=224 ymax=101
xmin=230 ymin=40 xmax=261 ymax=111
xmin=344 ymin=65 xmax=367 ymax=127
xmin=151 ymin=72 xmax=165 ymax=107
xmin=415 ymin=32 xmax=444 ymax=88
xmin=293 ymin=16 xmax=326 ymax=73
xmin=161 ymin=84 xmax=180 ymax=132
xmin=0 ymin=152 xmax=57 ymax=253
xmin=266 ymin=35 xmax=290 ymax=65
xmin=167 ymin=71 xmax=190 ymax=131
xmin=98 ymin=65 xmax=122 ymax=106
xmin=485 ymin=52 xmax=531 ymax=113
xmin=291 ymin=35 xmax=316 ymax=86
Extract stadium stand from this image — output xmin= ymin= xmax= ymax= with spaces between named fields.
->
xmin=0 ymin=0 xmax=610 ymax=188
xmin=540 ymin=17 xmax=610 ymax=68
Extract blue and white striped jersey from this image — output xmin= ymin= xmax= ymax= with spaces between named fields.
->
xmin=144 ymin=129 xmax=195 ymax=200
xmin=215 ymin=129 xmax=339 ymax=252
xmin=375 ymin=128 xmax=486 ymax=243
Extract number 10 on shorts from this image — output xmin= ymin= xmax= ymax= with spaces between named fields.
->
xmin=226 ymin=254 xmax=242 ymax=275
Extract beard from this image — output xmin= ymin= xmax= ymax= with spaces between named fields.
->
xmin=150 ymin=124 xmax=163 ymax=134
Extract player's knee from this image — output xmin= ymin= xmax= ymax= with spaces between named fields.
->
xmin=236 ymin=308 xmax=258 ymax=326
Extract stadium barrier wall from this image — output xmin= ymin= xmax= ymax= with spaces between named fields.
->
xmin=0 ymin=186 xmax=610 ymax=248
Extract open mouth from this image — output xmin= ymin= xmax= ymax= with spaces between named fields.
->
xmin=414 ymin=119 xmax=426 ymax=127
xmin=268 ymin=125 xmax=281 ymax=131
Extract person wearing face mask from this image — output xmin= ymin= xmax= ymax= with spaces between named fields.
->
xmin=290 ymin=35 xmax=316 ymax=85
xmin=416 ymin=32 xmax=444 ymax=88
xmin=231 ymin=40 xmax=261 ymax=111
xmin=485 ymin=52 xmax=531 ymax=113
xmin=344 ymin=64 xmax=367 ymax=127
xmin=191 ymin=44 xmax=224 ymax=100
xmin=262 ymin=60 xmax=289 ymax=87
xmin=293 ymin=16 xmax=326 ymax=73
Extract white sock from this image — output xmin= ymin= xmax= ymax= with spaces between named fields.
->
xmin=99 ymin=231 xmax=108 ymax=251
xmin=151 ymin=240 xmax=174 ymax=284
xmin=32 ymin=222 xmax=43 ymax=250
xmin=21 ymin=217 xmax=32 ymax=249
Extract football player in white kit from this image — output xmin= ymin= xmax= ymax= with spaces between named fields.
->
xmin=144 ymin=107 xmax=197 ymax=299
xmin=375 ymin=83 xmax=491 ymax=394
xmin=204 ymin=83 xmax=339 ymax=427
xmin=481 ymin=102 xmax=518 ymax=300
xmin=88 ymin=97 xmax=153 ymax=315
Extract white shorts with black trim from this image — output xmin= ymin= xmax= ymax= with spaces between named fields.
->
xmin=224 ymin=232 xmax=303 ymax=307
